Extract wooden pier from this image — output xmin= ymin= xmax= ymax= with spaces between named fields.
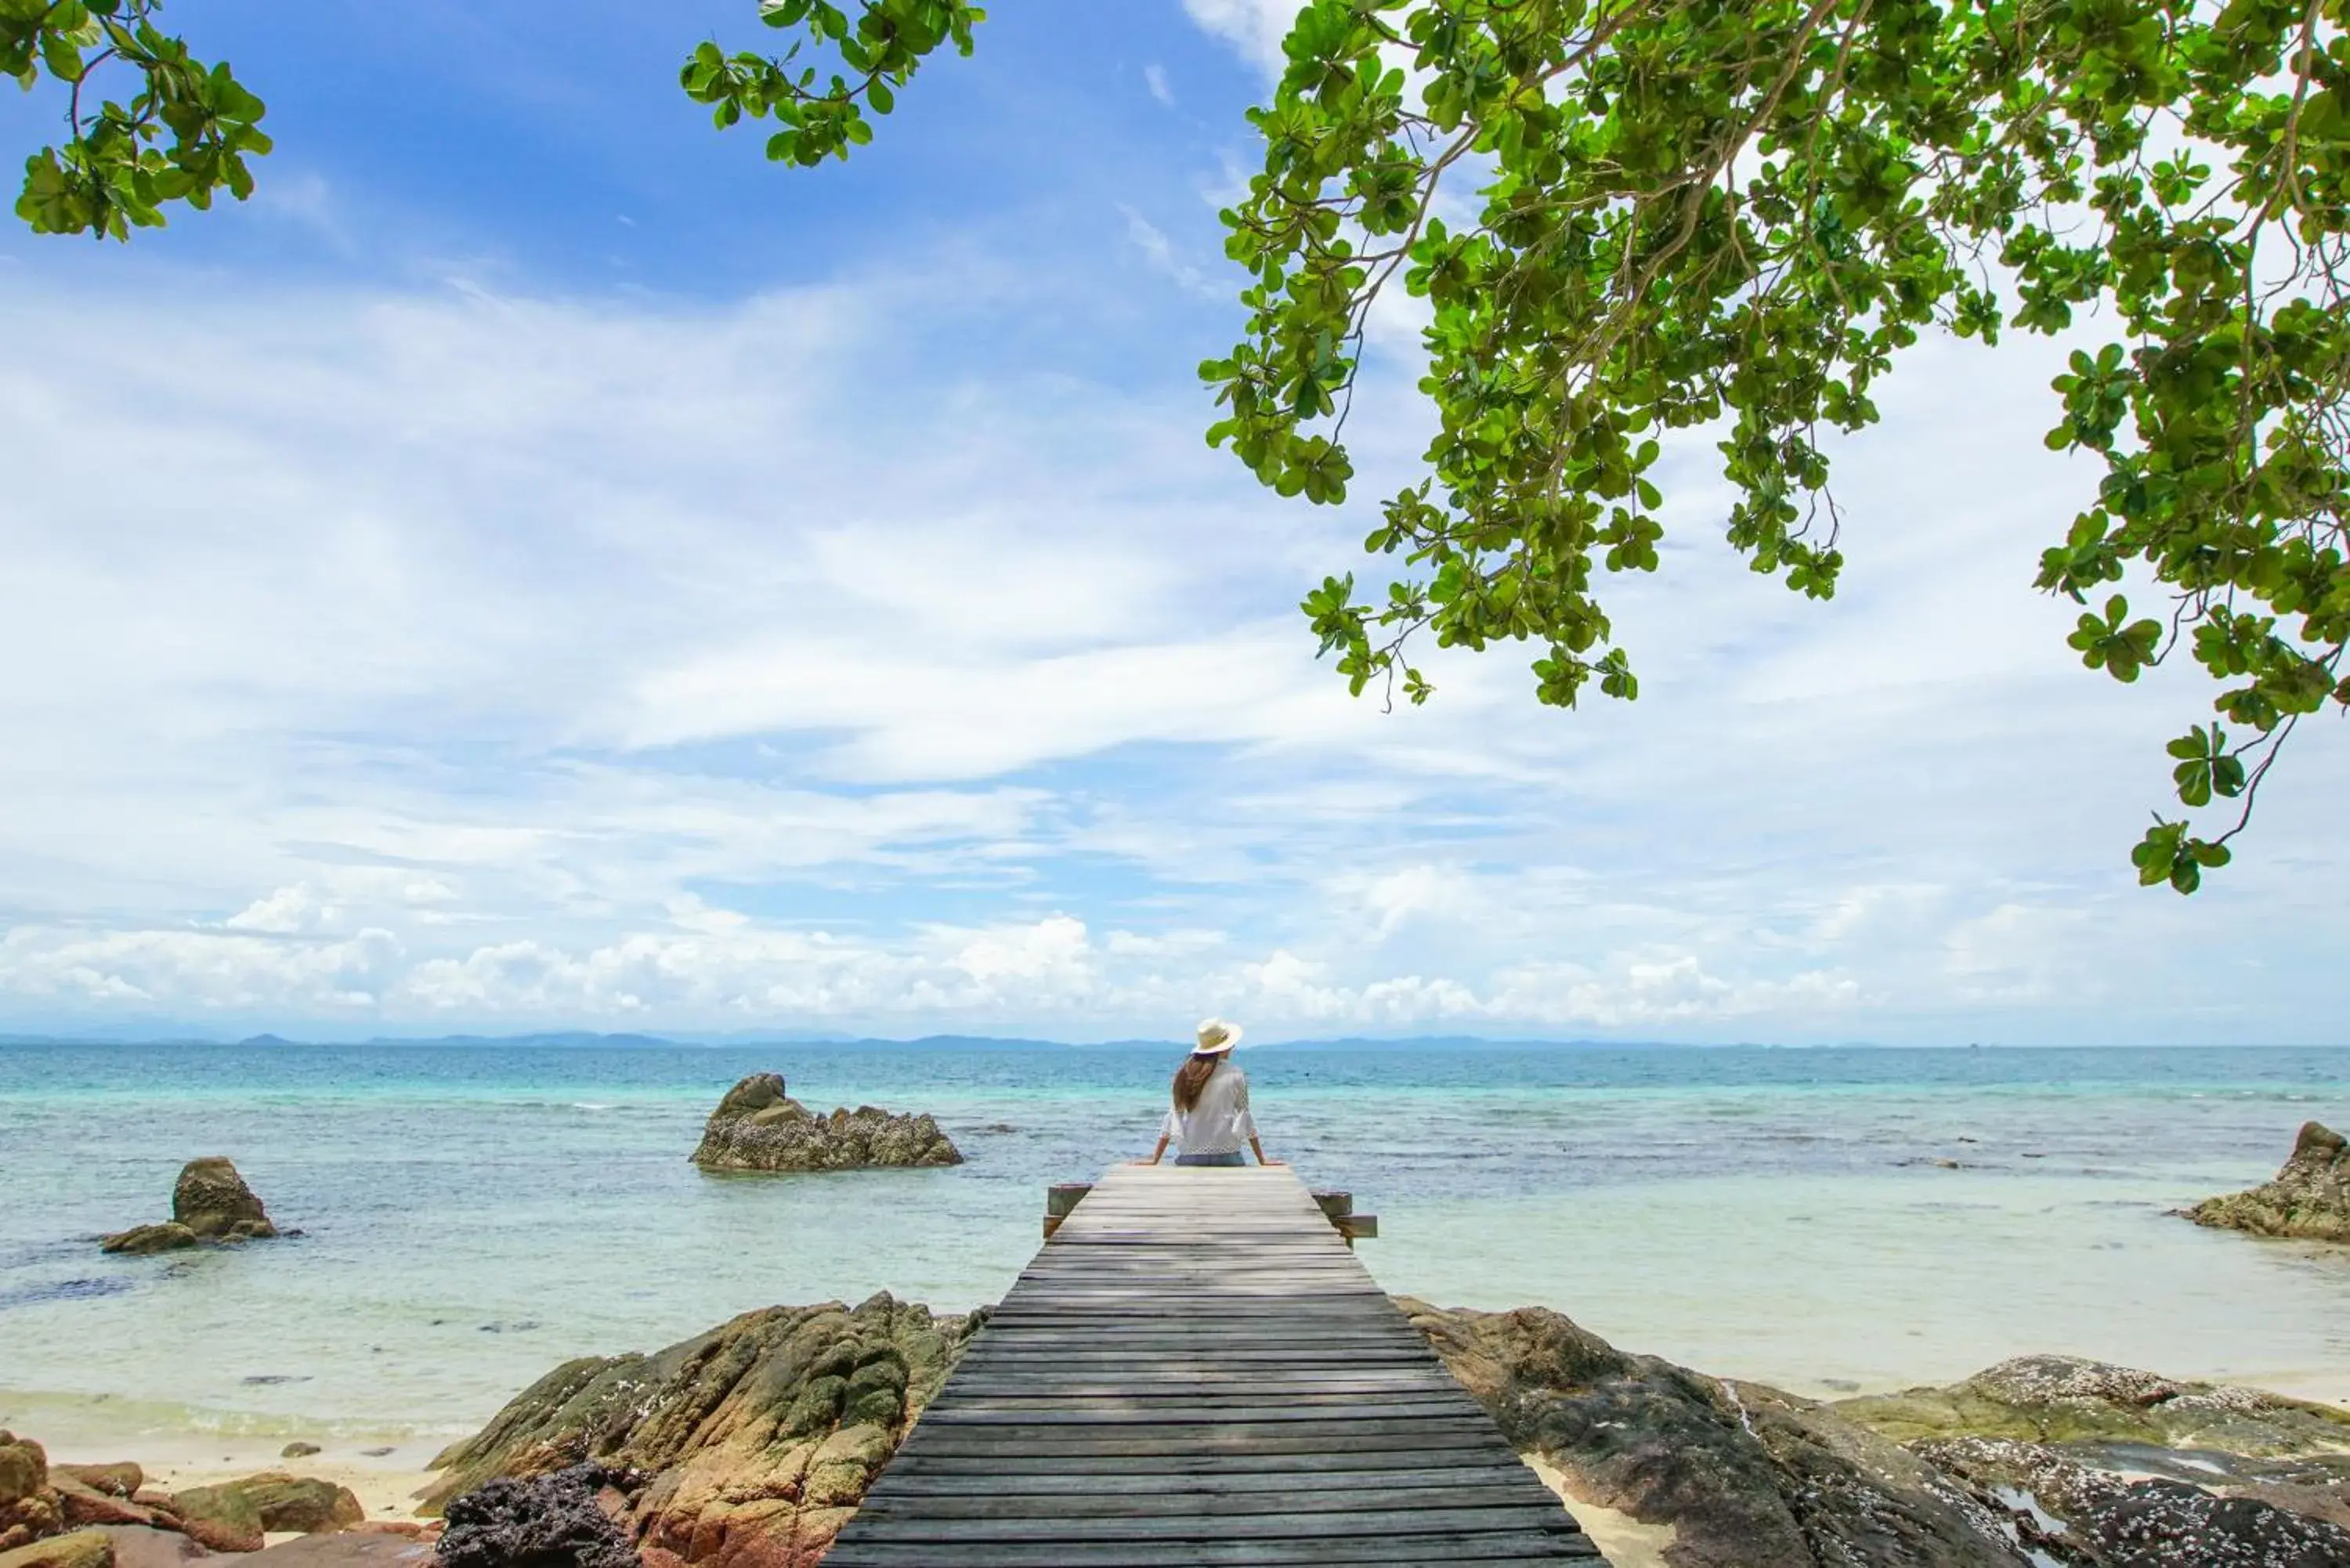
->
xmin=826 ymin=1163 xmax=1603 ymax=1566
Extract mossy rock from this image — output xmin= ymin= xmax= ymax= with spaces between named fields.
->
xmin=425 ymin=1293 xmax=983 ymax=1568
xmin=169 ymin=1472 xmax=360 ymax=1539
xmin=172 ymin=1157 xmax=277 ymax=1239
xmin=96 ymin=1225 xmax=199 ymax=1257
xmin=1835 ymin=1355 xmax=2350 ymax=1455
xmin=0 ymin=1529 xmax=112 ymax=1568
xmin=0 ymin=1438 xmax=45 ymax=1508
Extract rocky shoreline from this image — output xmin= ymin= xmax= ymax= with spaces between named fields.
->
xmin=9 ymin=1293 xmax=2350 ymax=1568
xmin=0 ymin=1439 xmax=410 ymax=1568
xmin=419 ymin=1298 xmax=2350 ymax=1567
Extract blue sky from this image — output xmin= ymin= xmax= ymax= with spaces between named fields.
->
xmin=0 ymin=0 xmax=2341 ymax=1043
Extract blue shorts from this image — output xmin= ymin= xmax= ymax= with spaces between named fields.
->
xmin=1173 ymin=1151 xmax=1246 ymax=1167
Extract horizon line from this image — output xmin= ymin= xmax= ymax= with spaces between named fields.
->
xmin=0 ymin=1029 xmax=2341 ymax=1052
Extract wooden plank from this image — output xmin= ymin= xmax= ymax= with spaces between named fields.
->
xmin=869 ymin=1464 xmax=1554 ymax=1494
xmin=905 ymin=1414 xmax=1511 ymax=1439
xmin=952 ymin=1349 xmax=1444 ymax=1364
xmin=879 ymin=1457 xmax=1523 ymax=1476
xmin=827 ymin=1536 xmax=1603 ymax=1566
xmin=840 ymin=1505 xmax=1581 ymax=1541
xmin=858 ymin=1483 xmax=1556 ymax=1519
xmin=916 ymin=1404 xmax=1483 ymax=1425
xmin=942 ymin=1376 xmax=1462 ymax=1392
xmin=895 ymin=1430 xmax=1525 ymax=1461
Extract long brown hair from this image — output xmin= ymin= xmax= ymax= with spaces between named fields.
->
xmin=1172 ymin=1053 xmax=1221 ymax=1114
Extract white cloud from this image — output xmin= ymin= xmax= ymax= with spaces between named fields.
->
xmin=0 ymin=240 xmax=2343 ymax=1044
xmin=1144 ymin=63 xmax=1175 ymax=106
xmin=2 ymin=923 xmax=407 ymax=1013
xmin=1488 ymin=955 xmax=1861 ymax=1029
xmin=1181 ymin=0 xmax=1301 ymax=76
xmin=1115 ymin=204 xmax=1217 ymax=299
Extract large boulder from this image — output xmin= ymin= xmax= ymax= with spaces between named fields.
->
xmin=2188 ymin=1121 xmax=2350 ymax=1243
xmin=1408 ymin=1306 xmax=2350 ymax=1566
xmin=425 ymin=1293 xmax=980 ymax=1568
xmin=100 ymin=1160 xmax=277 ymax=1255
xmin=1401 ymin=1300 xmax=2027 ymax=1568
xmin=688 ymin=1075 xmax=961 ymax=1173
xmin=172 ymin=1158 xmax=277 ymax=1241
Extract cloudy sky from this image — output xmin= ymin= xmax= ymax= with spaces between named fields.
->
xmin=0 ymin=1 xmax=2339 ymax=1044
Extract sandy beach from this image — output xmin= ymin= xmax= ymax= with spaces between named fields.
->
xmin=32 ymin=1429 xmax=440 ymax=1526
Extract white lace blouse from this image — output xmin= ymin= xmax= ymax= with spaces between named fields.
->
xmin=1160 ymin=1061 xmax=1257 ymax=1155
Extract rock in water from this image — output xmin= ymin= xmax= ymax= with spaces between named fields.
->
xmin=2188 ymin=1121 xmax=2350 ymax=1243
xmin=425 ymin=1293 xmax=980 ymax=1567
xmin=100 ymin=1160 xmax=277 ymax=1255
xmin=172 ymin=1158 xmax=277 ymax=1241
xmin=92 ymin=1227 xmax=199 ymax=1258
xmin=434 ymin=1465 xmax=638 ymax=1568
xmin=1401 ymin=1301 xmax=2026 ymax=1567
xmin=688 ymin=1075 xmax=961 ymax=1172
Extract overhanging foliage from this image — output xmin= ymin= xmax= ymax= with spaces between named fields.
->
xmin=13 ymin=0 xmax=2345 ymax=894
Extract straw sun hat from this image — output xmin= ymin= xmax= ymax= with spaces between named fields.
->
xmin=1192 ymin=1017 xmax=1243 ymax=1056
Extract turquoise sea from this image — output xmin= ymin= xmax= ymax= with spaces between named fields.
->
xmin=2 ymin=1042 xmax=2347 ymax=1456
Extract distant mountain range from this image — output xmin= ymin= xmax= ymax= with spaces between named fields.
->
xmin=0 ymin=1028 xmax=1684 ymax=1051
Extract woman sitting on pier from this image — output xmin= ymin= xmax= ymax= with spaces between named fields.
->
xmin=1144 ymin=1018 xmax=1281 ymax=1168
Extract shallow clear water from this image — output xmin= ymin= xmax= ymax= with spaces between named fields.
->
xmin=2 ymin=1042 xmax=2345 ymax=1448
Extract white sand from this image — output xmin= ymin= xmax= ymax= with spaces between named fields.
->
xmin=1525 ymin=1454 xmax=1677 ymax=1568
